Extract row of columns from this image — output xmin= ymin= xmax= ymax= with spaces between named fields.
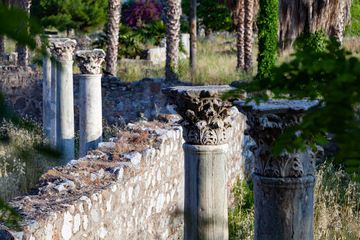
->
xmin=42 ymin=37 xmax=105 ymax=163
xmin=164 ymin=86 xmax=318 ymax=240
xmin=42 ymin=39 xmax=317 ymax=239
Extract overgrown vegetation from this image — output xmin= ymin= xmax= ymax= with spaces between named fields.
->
xmin=182 ymin=0 xmax=233 ymax=34
xmin=228 ymin=179 xmax=254 ymax=240
xmin=314 ymin=163 xmax=360 ymax=240
xmin=229 ymin=33 xmax=360 ymax=178
xmin=229 ymin=163 xmax=360 ymax=240
xmin=0 ymin=121 xmax=58 ymax=201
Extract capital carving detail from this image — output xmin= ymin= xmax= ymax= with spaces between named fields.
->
xmin=164 ymin=86 xmax=234 ymax=145
xmin=49 ymin=38 xmax=77 ymax=62
xmin=236 ymin=100 xmax=320 ymax=178
xmin=75 ymin=49 xmax=106 ymax=75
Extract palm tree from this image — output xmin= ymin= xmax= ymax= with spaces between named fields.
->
xmin=233 ymin=0 xmax=245 ymax=70
xmin=244 ymin=0 xmax=254 ymax=71
xmin=189 ymin=0 xmax=197 ymax=77
xmin=0 ymin=0 xmax=8 ymax=59
xmin=0 ymin=36 xmax=4 ymax=59
xmin=105 ymin=0 xmax=121 ymax=76
xmin=279 ymin=0 xmax=352 ymax=49
xmin=165 ymin=0 xmax=182 ymax=81
xmin=15 ymin=0 xmax=31 ymax=66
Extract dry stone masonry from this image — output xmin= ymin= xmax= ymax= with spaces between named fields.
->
xmin=1 ymin=109 xmax=248 ymax=239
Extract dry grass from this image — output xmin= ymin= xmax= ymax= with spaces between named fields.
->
xmin=0 ymin=121 xmax=57 ymax=201
xmin=229 ymin=162 xmax=360 ymax=240
xmin=101 ymin=121 xmax=170 ymax=161
xmin=117 ymin=34 xmax=252 ymax=84
xmin=314 ymin=163 xmax=360 ymax=240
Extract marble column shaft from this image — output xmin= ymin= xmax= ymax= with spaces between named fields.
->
xmin=164 ymin=85 xmax=234 ymax=240
xmin=49 ymin=38 xmax=77 ymax=163
xmin=42 ymin=51 xmax=52 ymax=140
xmin=75 ymin=49 xmax=105 ymax=157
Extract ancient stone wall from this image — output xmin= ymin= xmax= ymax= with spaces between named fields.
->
xmin=0 ymin=66 xmax=42 ymax=119
xmin=2 ymin=111 xmax=248 ymax=240
xmin=0 ymin=65 xmax=190 ymax=125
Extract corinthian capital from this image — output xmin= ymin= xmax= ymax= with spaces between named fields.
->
xmin=163 ymin=85 xmax=234 ymax=145
xmin=75 ymin=49 xmax=106 ymax=75
xmin=49 ymin=38 xmax=77 ymax=62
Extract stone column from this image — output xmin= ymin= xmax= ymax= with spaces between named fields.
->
xmin=164 ymin=85 xmax=234 ymax=240
xmin=49 ymin=39 xmax=77 ymax=163
xmin=235 ymin=100 xmax=320 ymax=240
xmin=42 ymin=46 xmax=52 ymax=141
xmin=75 ymin=49 xmax=105 ymax=157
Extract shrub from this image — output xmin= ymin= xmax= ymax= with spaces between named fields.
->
xmin=182 ymin=0 xmax=232 ymax=33
xmin=122 ymin=0 xmax=162 ymax=28
xmin=31 ymin=0 xmax=108 ymax=33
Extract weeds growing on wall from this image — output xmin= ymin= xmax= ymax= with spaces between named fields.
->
xmin=256 ymin=0 xmax=278 ymax=81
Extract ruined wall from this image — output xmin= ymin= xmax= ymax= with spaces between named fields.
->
xmin=0 ymin=66 xmax=42 ymax=118
xmin=0 ymin=66 xmax=189 ymax=125
xmin=2 ymin=111 xmax=248 ymax=240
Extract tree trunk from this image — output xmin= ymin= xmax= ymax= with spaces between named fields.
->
xmin=105 ymin=0 xmax=121 ymax=76
xmin=0 ymin=1 xmax=7 ymax=59
xmin=189 ymin=0 xmax=197 ymax=78
xmin=15 ymin=0 xmax=31 ymax=66
xmin=165 ymin=0 xmax=182 ymax=81
xmin=234 ymin=0 xmax=245 ymax=70
xmin=279 ymin=0 xmax=352 ymax=49
xmin=244 ymin=0 xmax=254 ymax=72
xmin=0 ymin=36 xmax=5 ymax=60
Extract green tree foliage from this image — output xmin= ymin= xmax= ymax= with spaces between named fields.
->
xmin=182 ymin=0 xmax=232 ymax=33
xmin=346 ymin=0 xmax=360 ymax=36
xmin=256 ymin=0 xmax=278 ymax=81
xmin=31 ymin=0 xmax=108 ymax=33
xmin=0 ymin=3 xmax=42 ymax=49
xmin=228 ymin=33 xmax=360 ymax=179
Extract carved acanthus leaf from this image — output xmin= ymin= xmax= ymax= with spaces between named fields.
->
xmin=163 ymin=86 xmax=234 ymax=145
xmin=75 ymin=49 xmax=106 ymax=75
xmin=49 ymin=38 xmax=77 ymax=62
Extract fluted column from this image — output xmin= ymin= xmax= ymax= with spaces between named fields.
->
xmin=75 ymin=49 xmax=105 ymax=157
xmin=164 ymin=85 xmax=234 ymax=240
xmin=49 ymin=38 xmax=77 ymax=163
xmin=235 ymin=100 xmax=319 ymax=240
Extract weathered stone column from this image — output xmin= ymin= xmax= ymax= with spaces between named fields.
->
xmin=42 ymin=47 xmax=52 ymax=140
xmin=235 ymin=100 xmax=319 ymax=240
xmin=164 ymin=85 xmax=234 ymax=240
xmin=49 ymin=38 xmax=77 ymax=163
xmin=75 ymin=49 xmax=105 ymax=157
